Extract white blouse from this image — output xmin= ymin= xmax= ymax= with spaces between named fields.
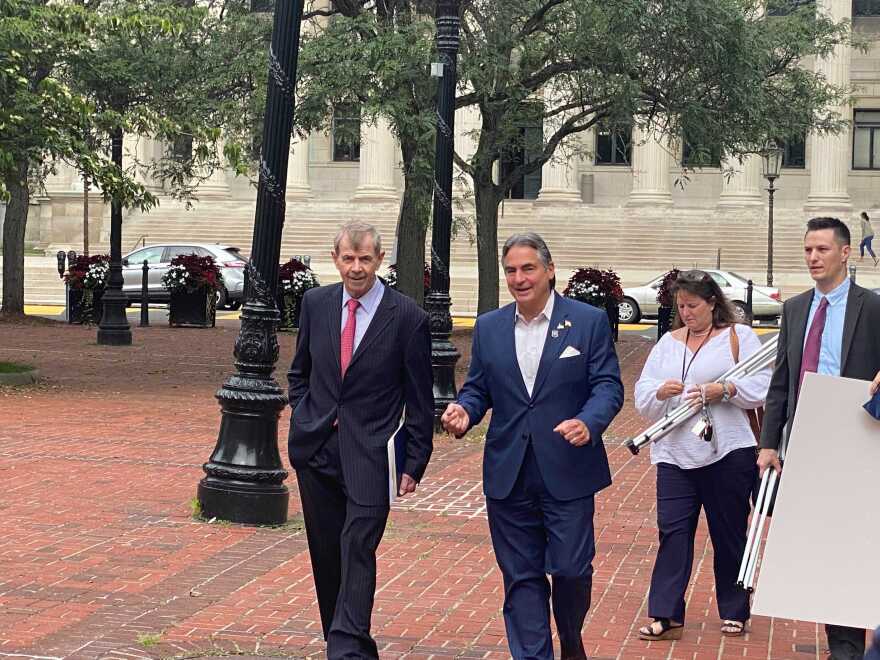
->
xmin=634 ymin=324 xmax=771 ymax=469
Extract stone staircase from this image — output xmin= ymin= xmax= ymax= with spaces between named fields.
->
xmin=12 ymin=196 xmax=880 ymax=312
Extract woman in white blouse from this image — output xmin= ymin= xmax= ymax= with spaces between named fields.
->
xmin=634 ymin=270 xmax=770 ymax=641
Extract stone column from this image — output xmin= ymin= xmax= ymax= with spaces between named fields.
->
xmin=536 ymin=143 xmax=581 ymax=204
xmin=353 ymin=116 xmax=398 ymax=201
xmin=453 ymin=106 xmax=479 ymax=195
xmin=805 ymin=0 xmax=851 ymax=210
xmin=197 ymin=139 xmax=231 ymax=198
xmin=286 ymin=133 xmax=313 ymax=199
xmin=717 ymin=154 xmax=763 ymax=207
xmin=627 ymin=123 xmax=673 ymax=207
xmin=135 ymin=137 xmax=163 ymax=192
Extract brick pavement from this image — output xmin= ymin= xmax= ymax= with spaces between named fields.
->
xmin=0 ymin=319 xmax=838 ymax=659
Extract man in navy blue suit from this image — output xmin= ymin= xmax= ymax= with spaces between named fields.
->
xmin=288 ymin=221 xmax=434 ymax=659
xmin=442 ymin=233 xmax=623 ymax=660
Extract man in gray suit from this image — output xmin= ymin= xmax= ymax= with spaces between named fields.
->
xmin=758 ymin=216 xmax=880 ymax=660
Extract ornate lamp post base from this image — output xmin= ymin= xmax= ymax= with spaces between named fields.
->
xmin=96 ymin=287 xmax=132 ymax=345
xmin=198 ymin=282 xmax=289 ymax=526
xmin=425 ymin=291 xmax=460 ymax=429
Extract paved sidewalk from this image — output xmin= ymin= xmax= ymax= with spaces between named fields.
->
xmin=0 ymin=320 xmax=835 ymax=659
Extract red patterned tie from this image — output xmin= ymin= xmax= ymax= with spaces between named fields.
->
xmin=799 ymin=296 xmax=829 ymax=392
xmin=341 ymin=298 xmax=360 ymax=376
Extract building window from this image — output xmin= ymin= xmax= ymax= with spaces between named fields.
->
xmin=767 ymin=0 xmax=815 ymax=16
xmin=500 ymin=124 xmax=543 ymax=200
xmin=595 ymin=121 xmax=631 ymax=165
xmin=781 ymin=135 xmax=806 ymax=168
xmin=172 ymin=135 xmax=193 ymax=162
xmin=332 ymin=103 xmax=361 ymax=162
xmin=681 ymin=133 xmax=721 ymax=167
xmin=500 ymin=104 xmax=543 ymax=200
xmin=854 ymin=0 xmax=880 ymax=16
xmin=853 ymin=110 xmax=880 ymax=170
xmin=250 ymin=0 xmax=273 ymax=12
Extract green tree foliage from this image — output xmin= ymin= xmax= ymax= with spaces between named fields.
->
xmin=0 ymin=0 xmax=139 ymax=315
xmin=296 ymin=3 xmax=437 ymax=305
xmin=0 ymin=0 xmax=272 ymax=316
xmin=293 ymin=0 xmax=852 ymax=313
xmin=454 ymin=0 xmax=851 ymax=312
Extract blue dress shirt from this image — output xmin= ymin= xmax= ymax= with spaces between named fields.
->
xmin=341 ymin=278 xmax=385 ymax=352
xmin=803 ymin=277 xmax=850 ymax=377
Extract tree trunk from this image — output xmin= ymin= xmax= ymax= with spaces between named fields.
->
xmin=394 ymin=177 xmax=430 ymax=306
xmin=393 ymin=139 xmax=431 ymax=307
xmin=474 ymin=180 xmax=500 ymax=314
xmin=1 ymin=159 xmax=30 ymax=317
xmin=83 ymin=174 xmax=90 ymax=256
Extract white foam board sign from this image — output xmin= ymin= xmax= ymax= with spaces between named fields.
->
xmin=752 ymin=372 xmax=880 ymax=630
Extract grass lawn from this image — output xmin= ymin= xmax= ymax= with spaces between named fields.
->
xmin=0 ymin=361 xmax=35 ymax=374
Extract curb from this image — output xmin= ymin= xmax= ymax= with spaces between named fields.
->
xmin=0 ymin=369 xmax=39 ymax=386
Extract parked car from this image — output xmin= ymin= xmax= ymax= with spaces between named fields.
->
xmin=618 ymin=269 xmax=782 ymax=324
xmin=121 ymin=243 xmax=246 ymax=309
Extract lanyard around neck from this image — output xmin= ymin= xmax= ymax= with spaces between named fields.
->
xmin=680 ymin=328 xmax=713 ymax=383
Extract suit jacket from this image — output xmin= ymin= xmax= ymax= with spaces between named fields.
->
xmin=760 ymin=282 xmax=880 ymax=451
xmin=457 ymin=292 xmax=624 ymax=501
xmin=287 ymin=282 xmax=434 ymax=506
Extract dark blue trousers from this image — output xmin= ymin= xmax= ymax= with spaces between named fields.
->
xmin=487 ymin=444 xmax=596 ymax=660
xmin=648 ymin=446 xmax=755 ymax=624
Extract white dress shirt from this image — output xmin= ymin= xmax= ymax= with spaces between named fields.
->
xmin=634 ymin=324 xmax=771 ymax=469
xmin=514 ymin=293 xmax=555 ymax=397
xmin=341 ymin=278 xmax=385 ymax=352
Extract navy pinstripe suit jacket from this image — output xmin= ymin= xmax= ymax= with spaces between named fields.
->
xmin=287 ymin=282 xmax=434 ymax=506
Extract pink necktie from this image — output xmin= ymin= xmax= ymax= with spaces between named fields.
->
xmin=799 ymin=296 xmax=829 ymax=391
xmin=341 ymin=298 xmax=360 ymax=376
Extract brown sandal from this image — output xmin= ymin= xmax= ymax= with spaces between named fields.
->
xmin=639 ymin=618 xmax=684 ymax=641
xmin=721 ymin=620 xmax=745 ymax=636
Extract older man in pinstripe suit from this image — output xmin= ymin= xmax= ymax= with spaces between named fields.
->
xmin=288 ymin=221 xmax=434 ymax=659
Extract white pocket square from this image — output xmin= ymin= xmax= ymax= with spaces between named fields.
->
xmin=559 ymin=346 xmax=581 ymax=359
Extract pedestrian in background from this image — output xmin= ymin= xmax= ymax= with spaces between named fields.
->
xmin=858 ymin=211 xmax=877 ymax=267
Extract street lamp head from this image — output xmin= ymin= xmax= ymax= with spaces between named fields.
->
xmin=761 ymin=139 xmax=783 ymax=181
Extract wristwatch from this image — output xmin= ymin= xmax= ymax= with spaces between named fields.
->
xmin=721 ymin=381 xmax=731 ymax=402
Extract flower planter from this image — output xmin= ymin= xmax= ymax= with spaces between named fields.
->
xmin=278 ymin=292 xmax=301 ymax=331
xmin=68 ymin=287 xmax=104 ymax=325
xmin=169 ymin=288 xmax=216 ymax=328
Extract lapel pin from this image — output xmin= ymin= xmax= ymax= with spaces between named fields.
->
xmin=551 ymin=330 xmax=559 ymax=338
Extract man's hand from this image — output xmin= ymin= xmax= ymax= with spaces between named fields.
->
xmin=757 ymin=448 xmax=782 ymax=477
xmin=656 ymin=379 xmax=685 ymax=402
xmin=441 ymin=403 xmax=470 ymax=437
xmin=398 ymin=473 xmax=417 ymax=497
xmin=554 ymin=419 xmax=591 ymax=446
xmin=871 ymin=370 xmax=880 ymax=396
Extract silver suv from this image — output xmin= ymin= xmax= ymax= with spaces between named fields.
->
xmin=122 ymin=243 xmax=246 ymax=309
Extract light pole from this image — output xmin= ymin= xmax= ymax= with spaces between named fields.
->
xmin=197 ymin=0 xmax=304 ymax=525
xmin=97 ymin=127 xmax=133 ymax=346
xmin=761 ymin=139 xmax=783 ymax=288
xmin=426 ymin=0 xmax=461 ymax=428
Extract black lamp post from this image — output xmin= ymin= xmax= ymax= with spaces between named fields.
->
xmin=761 ymin=139 xmax=783 ymax=288
xmin=426 ymin=0 xmax=461 ymax=428
xmin=196 ymin=0 xmax=304 ymax=525
xmin=97 ymin=127 xmax=133 ymax=346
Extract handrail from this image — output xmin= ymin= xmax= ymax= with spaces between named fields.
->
xmin=129 ymin=235 xmax=148 ymax=251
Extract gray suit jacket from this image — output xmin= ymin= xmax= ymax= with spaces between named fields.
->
xmin=760 ymin=282 xmax=880 ymax=451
